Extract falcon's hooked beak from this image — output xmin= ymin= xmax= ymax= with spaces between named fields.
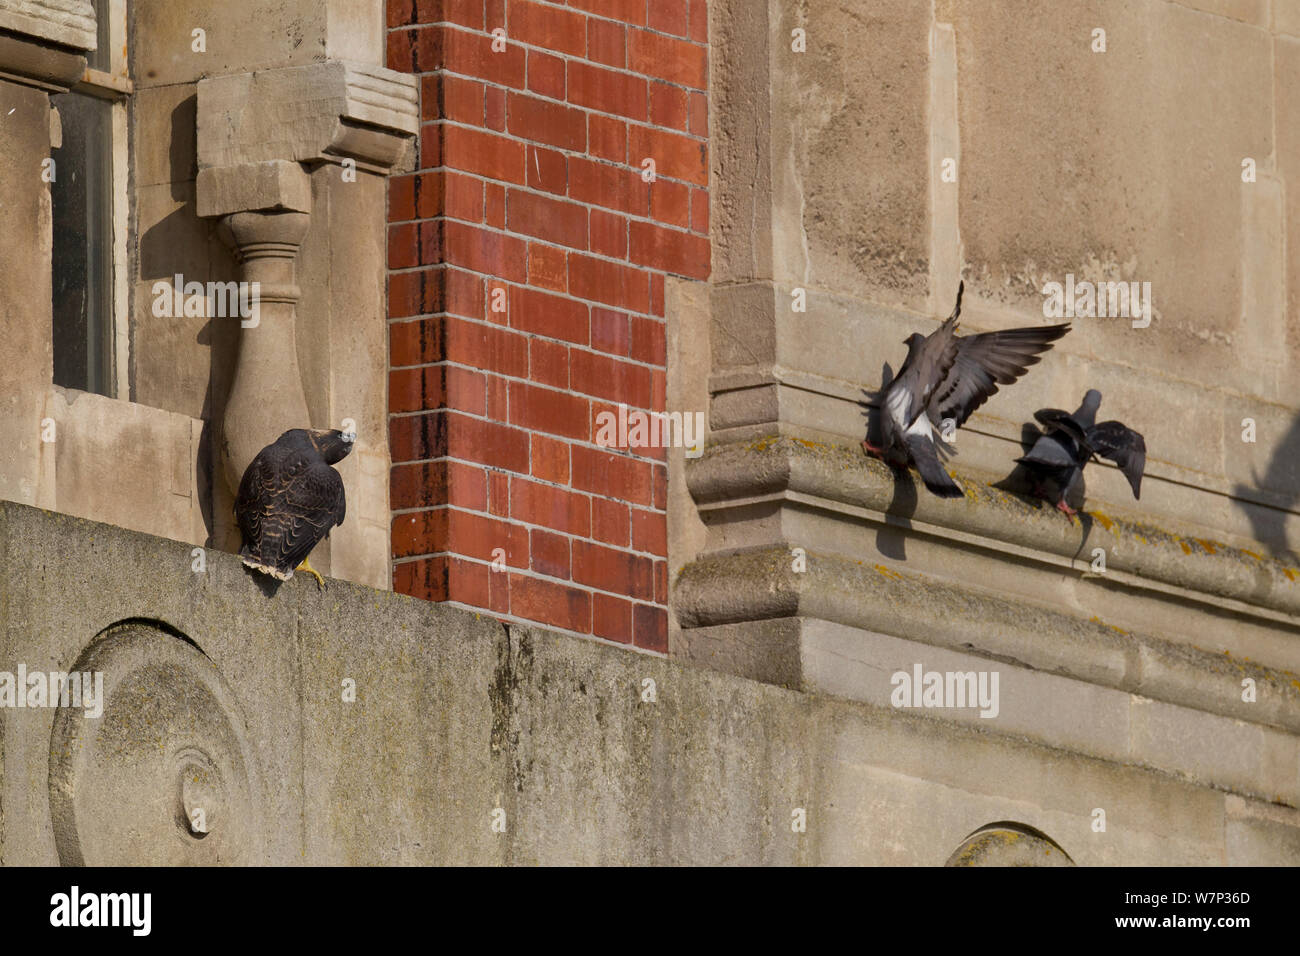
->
xmin=309 ymin=428 xmax=354 ymax=465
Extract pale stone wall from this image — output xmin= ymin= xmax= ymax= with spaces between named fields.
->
xmin=0 ymin=0 xmax=411 ymax=590
xmin=3 ymin=500 xmax=1297 ymax=865
xmin=673 ymin=0 xmax=1300 ymax=865
xmin=706 ymin=0 xmax=1300 ymax=549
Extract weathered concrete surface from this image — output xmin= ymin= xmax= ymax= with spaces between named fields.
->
xmin=0 ymin=77 xmax=56 ymax=512
xmin=0 ymin=0 xmax=95 ymax=51
xmin=1 ymin=500 xmax=1296 ymax=865
xmin=131 ymin=0 xmax=387 ymax=89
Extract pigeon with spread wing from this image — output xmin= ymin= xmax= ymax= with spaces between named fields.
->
xmin=864 ymin=281 xmax=1072 ymax=498
xmin=235 ymin=428 xmax=352 ymax=588
xmin=1017 ymin=389 xmax=1145 ymax=516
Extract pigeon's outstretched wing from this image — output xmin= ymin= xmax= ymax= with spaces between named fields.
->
xmin=1086 ymin=421 xmax=1146 ymax=499
xmin=928 ymin=323 xmax=1072 ymax=429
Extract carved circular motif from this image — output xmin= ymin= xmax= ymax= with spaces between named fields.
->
xmin=49 ymin=623 xmax=262 ymax=865
xmin=946 ymin=822 xmax=1075 ymax=867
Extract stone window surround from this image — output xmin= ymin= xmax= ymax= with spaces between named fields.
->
xmin=0 ymin=0 xmax=418 ymax=591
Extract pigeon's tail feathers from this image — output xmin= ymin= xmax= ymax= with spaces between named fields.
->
xmin=905 ymin=435 xmax=964 ymax=498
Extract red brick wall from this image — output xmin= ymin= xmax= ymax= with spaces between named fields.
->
xmin=385 ymin=0 xmax=709 ymax=652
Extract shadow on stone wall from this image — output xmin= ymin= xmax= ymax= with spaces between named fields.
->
xmin=1233 ymin=412 xmax=1300 ymax=562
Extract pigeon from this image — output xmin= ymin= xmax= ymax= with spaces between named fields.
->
xmin=235 ymin=428 xmax=352 ymax=588
xmin=864 ymin=281 xmax=1072 ymax=497
xmin=1017 ymin=389 xmax=1146 ymax=516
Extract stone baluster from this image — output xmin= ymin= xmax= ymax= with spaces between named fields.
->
xmin=197 ymin=161 xmax=314 ymax=497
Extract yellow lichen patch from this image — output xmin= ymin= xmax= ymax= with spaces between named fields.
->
xmin=1089 ymin=511 xmax=1114 ymax=532
xmin=1178 ymin=539 xmax=1192 ymax=555
xmin=1089 ymin=615 xmax=1129 ymax=636
xmin=1242 ymin=549 xmax=1263 ymax=561
xmin=1285 ymin=568 xmax=1296 ymax=582
xmin=874 ymin=564 xmax=903 ymax=581
xmin=1195 ymin=539 xmax=1218 ymax=555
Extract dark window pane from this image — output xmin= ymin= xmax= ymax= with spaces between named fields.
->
xmin=50 ymin=92 xmax=114 ymax=396
xmin=88 ymin=0 xmax=111 ymax=72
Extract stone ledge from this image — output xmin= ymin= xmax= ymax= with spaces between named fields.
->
xmin=0 ymin=30 xmax=85 ymax=91
xmin=1 ymin=498 xmax=1296 ymax=863
xmin=0 ymin=0 xmax=94 ymax=52
xmin=686 ymin=436 xmax=1300 ymax=621
xmin=674 ymin=544 xmax=1300 ymax=736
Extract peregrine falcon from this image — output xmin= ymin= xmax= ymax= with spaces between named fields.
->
xmin=235 ymin=428 xmax=352 ymax=588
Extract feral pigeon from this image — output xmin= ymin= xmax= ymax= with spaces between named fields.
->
xmin=865 ymin=281 xmax=1072 ymax=498
xmin=1017 ymin=389 xmax=1146 ymax=515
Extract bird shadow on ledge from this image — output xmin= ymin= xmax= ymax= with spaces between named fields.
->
xmin=1232 ymin=411 xmax=1300 ymax=564
xmin=243 ymin=565 xmax=286 ymax=599
xmin=859 ymin=365 xmax=924 ymax=562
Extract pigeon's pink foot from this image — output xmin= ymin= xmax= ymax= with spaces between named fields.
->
xmin=1056 ymin=499 xmax=1079 ymax=523
xmin=861 ymin=439 xmax=885 ymax=458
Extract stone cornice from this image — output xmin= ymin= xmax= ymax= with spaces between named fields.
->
xmin=675 ymin=543 xmax=1300 ymax=740
xmin=197 ymin=60 xmax=419 ymax=176
xmin=686 ymin=435 xmax=1300 ymax=623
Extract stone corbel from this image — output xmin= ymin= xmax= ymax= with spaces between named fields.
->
xmin=197 ymin=60 xmax=420 ymax=175
xmin=0 ymin=0 xmax=95 ymax=91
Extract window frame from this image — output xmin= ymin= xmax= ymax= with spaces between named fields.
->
xmin=56 ymin=0 xmax=131 ymax=401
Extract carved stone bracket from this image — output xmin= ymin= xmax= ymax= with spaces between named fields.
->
xmin=197 ymin=60 xmax=420 ymax=175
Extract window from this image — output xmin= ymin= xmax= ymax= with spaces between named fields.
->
xmin=50 ymin=0 xmax=130 ymax=397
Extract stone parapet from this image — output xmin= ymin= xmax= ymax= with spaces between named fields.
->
xmin=2 ymin=499 xmax=1297 ymax=864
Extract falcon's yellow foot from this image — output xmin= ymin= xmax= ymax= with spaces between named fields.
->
xmin=296 ymin=557 xmax=326 ymax=590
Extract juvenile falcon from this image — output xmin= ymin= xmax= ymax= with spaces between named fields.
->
xmin=235 ymin=428 xmax=352 ymax=588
